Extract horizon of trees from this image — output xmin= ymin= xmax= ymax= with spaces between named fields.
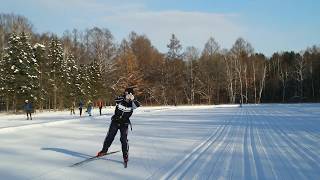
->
xmin=0 ymin=13 xmax=319 ymax=112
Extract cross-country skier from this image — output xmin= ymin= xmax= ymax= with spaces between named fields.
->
xmin=24 ymin=100 xmax=33 ymax=120
xmin=79 ymin=100 xmax=84 ymax=116
xmin=87 ymin=100 xmax=93 ymax=116
xmin=98 ymin=100 xmax=103 ymax=116
xmin=97 ymin=87 xmax=140 ymax=167
xmin=70 ymin=101 xmax=76 ymax=115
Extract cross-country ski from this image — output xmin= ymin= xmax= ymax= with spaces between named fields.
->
xmin=70 ymin=150 xmax=121 ymax=167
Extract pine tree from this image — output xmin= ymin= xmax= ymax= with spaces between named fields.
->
xmin=77 ymin=64 xmax=90 ymax=102
xmin=74 ymin=66 xmax=83 ymax=102
xmin=33 ymin=43 xmax=47 ymax=110
xmin=65 ymin=54 xmax=78 ymax=105
xmin=0 ymin=51 xmax=6 ymax=109
xmin=2 ymin=33 xmax=19 ymax=110
xmin=166 ymin=34 xmax=183 ymax=105
xmin=166 ymin=34 xmax=182 ymax=60
xmin=89 ymin=60 xmax=105 ymax=100
xmin=20 ymin=32 xmax=40 ymax=104
xmin=2 ymin=32 xmax=39 ymax=111
xmin=47 ymin=38 xmax=64 ymax=110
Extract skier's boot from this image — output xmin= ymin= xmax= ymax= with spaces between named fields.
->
xmin=123 ymin=153 xmax=128 ymax=168
xmin=96 ymin=149 xmax=108 ymax=157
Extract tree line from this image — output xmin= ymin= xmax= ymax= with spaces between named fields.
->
xmin=0 ymin=13 xmax=319 ymax=112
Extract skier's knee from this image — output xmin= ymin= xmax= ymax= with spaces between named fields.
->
xmin=120 ymin=137 xmax=127 ymax=144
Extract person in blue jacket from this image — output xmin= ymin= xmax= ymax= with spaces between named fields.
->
xmin=24 ymin=100 xmax=33 ymax=120
xmin=97 ymin=87 xmax=140 ymax=167
xmin=86 ymin=100 xmax=93 ymax=116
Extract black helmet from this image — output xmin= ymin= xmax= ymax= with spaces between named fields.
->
xmin=125 ymin=87 xmax=134 ymax=94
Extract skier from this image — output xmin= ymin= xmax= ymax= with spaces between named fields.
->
xmin=70 ymin=101 xmax=76 ymax=115
xmin=79 ymin=100 xmax=84 ymax=116
xmin=24 ymin=100 xmax=33 ymax=120
xmin=97 ymin=87 xmax=140 ymax=168
xmin=87 ymin=100 xmax=93 ymax=116
xmin=98 ymin=100 xmax=103 ymax=116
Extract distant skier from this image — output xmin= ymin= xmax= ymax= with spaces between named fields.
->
xmin=98 ymin=100 xmax=103 ymax=116
xmin=79 ymin=100 xmax=84 ymax=116
xmin=70 ymin=101 xmax=76 ymax=115
xmin=87 ymin=100 xmax=93 ymax=116
xmin=97 ymin=87 xmax=140 ymax=168
xmin=24 ymin=100 xmax=33 ymax=120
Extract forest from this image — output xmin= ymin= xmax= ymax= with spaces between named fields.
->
xmin=0 ymin=13 xmax=319 ymax=111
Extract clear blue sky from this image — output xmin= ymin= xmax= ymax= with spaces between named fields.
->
xmin=1 ymin=0 xmax=319 ymax=56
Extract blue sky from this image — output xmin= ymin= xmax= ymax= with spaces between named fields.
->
xmin=1 ymin=0 xmax=319 ymax=56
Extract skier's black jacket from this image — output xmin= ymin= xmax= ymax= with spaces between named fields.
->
xmin=112 ymin=95 xmax=140 ymax=124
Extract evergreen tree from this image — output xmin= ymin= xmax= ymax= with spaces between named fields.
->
xmin=19 ymin=32 xmax=40 ymax=104
xmin=33 ymin=43 xmax=47 ymax=110
xmin=0 ymin=51 xmax=6 ymax=110
xmin=74 ymin=65 xmax=83 ymax=102
xmin=2 ymin=32 xmax=39 ymax=110
xmin=166 ymin=34 xmax=182 ymax=60
xmin=89 ymin=60 xmax=105 ymax=100
xmin=65 ymin=54 xmax=78 ymax=105
xmin=2 ymin=33 xmax=19 ymax=110
xmin=165 ymin=34 xmax=184 ymax=105
xmin=47 ymin=38 xmax=64 ymax=110
xmin=77 ymin=64 xmax=91 ymax=102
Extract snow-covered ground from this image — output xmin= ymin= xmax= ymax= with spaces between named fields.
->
xmin=0 ymin=104 xmax=319 ymax=180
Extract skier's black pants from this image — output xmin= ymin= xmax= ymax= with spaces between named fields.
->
xmin=102 ymin=121 xmax=129 ymax=158
xmin=79 ymin=108 xmax=82 ymax=116
xmin=26 ymin=110 xmax=32 ymax=120
xmin=99 ymin=107 xmax=102 ymax=115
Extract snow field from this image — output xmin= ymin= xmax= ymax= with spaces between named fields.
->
xmin=0 ymin=104 xmax=319 ymax=179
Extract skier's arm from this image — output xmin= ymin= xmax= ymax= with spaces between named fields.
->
xmin=132 ymin=100 xmax=140 ymax=109
xmin=115 ymin=96 xmax=124 ymax=104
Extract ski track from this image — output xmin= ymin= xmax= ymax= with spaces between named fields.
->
xmin=214 ymin=110 xmax=242 ymax=179
xmin=149 ymin=107 xmax=242 ymax=180
xmin=182 ymin=111 xmax=235 ymax=179
xmin=147 ymin=105 xmax=320 ymax=180
xmin=157 ymin=121 xmax=226 ymax=179
xmin=267 ymin=110 xmax=320 ymax=179
xmin=249 ymin=107 xmax=278 ymax=180
xmin=258 ymin=108 xmax=316 ymax=180
xmin=199 ymin=111 xmax=237 ymax=180
xmin=255 ymin=106 xmax=319 ymax=180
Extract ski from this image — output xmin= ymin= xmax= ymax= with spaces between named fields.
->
xmin=70 ymin=150 xmax=120 ymax=167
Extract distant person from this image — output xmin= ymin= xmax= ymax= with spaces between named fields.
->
xmin=98 ymin=100 xmax=103 ymax=116
xmin=79 ymin=100 xmax=84 ymax=116
xmin=24 ymin=100 xmax=33 ymax=120
xmin=97 ymin=87 xmax=140 ymax=168
xmin=87 ymin=100 xmax=93 ymax=116
xmin=70 ymin=101 xmax=76 ymax=115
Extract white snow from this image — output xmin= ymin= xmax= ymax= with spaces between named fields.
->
xmin=34 ymin=43 xmax=46 ymax=48
xmin=0 ymin=104 xmax=319 ymax=180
